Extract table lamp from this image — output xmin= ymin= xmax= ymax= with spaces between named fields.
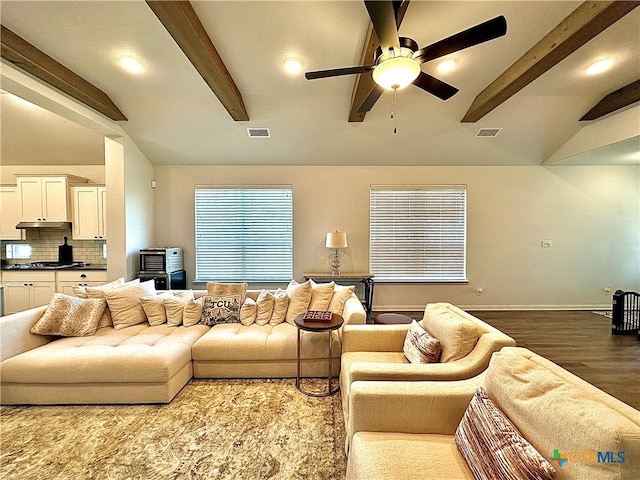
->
xmin=326 ymin=231 xmax=348 ymax=275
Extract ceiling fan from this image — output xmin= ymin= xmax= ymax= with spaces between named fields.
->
xmin=305 ymin=1 xmax=507 ymax=101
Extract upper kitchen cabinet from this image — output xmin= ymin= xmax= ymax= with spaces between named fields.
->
xmin=72 ymin=185 xmax=106 ymax=240
xmin=17 ymin=175 xmax=88 ymax=223
xmin=0 ymin=186 xmax=25 ymax=240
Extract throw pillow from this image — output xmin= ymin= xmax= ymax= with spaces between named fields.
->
xmin=86 ymin=278 xmax=140 ymax=328
xmin=200 ymin=294 xmax=243 ymax=326
xmin=403 ymin=320 xmax=441 ymax=364
xmin=164 ymin=296 xmax=189 ymax=326
xmin=30 ymin=293 xmax=106 ymax=337
xmin=284 ymin=280 xmax=312 ymax=325
xmin=183 ymin=298 xmax=204 ymax=327
xmin=206 ymin=282 xmax=247 ymax=305
xmin=240 ymin=297 xmax=257 ymax=326
xmin=328 ymin=284 xmax=355 ymax=315
xmin=141 ymin=292 xmax=174 ymax=326
xmin=255 ymin=289 xmax=275 ymax=326
xmin=308 ymin=280 xmax=335 ymax=311
xmin=73 ymin=276 xmax=124 ymax=299
xmin=455 ymin=387 xmax=555 ymax=480
xmin=103 ymin=279 xmax=156 ymax=330
xmin=422 ymin=304 xmax=479 ymax=362
xmin=270 ymin=288 xmax=289 ymax=326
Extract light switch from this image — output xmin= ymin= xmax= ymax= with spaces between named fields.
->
xmin=541 ymin=239 xmax=552 ymax=248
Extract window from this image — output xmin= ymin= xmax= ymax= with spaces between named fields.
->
xmin=195 ymin=187 xmax=293 ymax=282
xmin=370 ymin=186 xmax=467 ymax=282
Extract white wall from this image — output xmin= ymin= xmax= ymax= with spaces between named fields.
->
xmin=153 ymin=164 xmax=639 ymax=310
xmin=105 ymin=136 xmax=154 ymax=280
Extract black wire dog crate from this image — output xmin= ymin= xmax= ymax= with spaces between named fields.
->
xmin=611 ymin=290 xmax=640 ymax=337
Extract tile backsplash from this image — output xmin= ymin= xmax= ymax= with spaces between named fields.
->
xmin=1 ymin=228 xmax=106 ymax=266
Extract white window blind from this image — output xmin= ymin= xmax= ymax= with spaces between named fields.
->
xmin=370 ymin=186 xmax=467 ymax=282
xmin=195 ymin=187 xmax=293 ymax=282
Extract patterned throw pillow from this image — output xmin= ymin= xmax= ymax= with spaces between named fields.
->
xmin=269 ymin=288 xmax=289 ymax=326
xmin=200 ymin=294 xmax=243 ymax=326
xmin=30 ymin=293 xmax=106 ymax=337
xmin=455 ymin=387 xmax=555 ymax=480
xmin=403 ymin=320 xmax=441 ymax=364
xmin=206 ymin=282 xmax=247 ymax=304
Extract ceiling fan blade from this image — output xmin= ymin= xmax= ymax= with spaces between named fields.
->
xmin=414 ymin=16 xmax=507 ymax=64
xmin=364 ymin=1 xmax=401 ymax=53
xmin=413 ymin=71 xmax=459 ymax=100
xmin=305 ymin=65 xmax=375 ymax=80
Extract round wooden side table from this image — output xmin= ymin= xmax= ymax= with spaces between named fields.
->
xmin=294 ymin=312 xmax=344 ymax=397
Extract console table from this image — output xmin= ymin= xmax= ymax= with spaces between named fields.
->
xmin=303 ymin=272 xmax=374 ymax=319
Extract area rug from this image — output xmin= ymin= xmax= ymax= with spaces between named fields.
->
xmin=0 ymin=379 xmax=346 ymax=480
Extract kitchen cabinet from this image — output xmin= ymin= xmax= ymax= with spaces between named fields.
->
xmin=56 ymin=270 xmax=108 ymax=295
xmin=2 ymin=271 xmax=56 ymax=314
xmin=72 ymin=186 xmax=107 ymax=239
xmin=17 ymin=175 xmax=88 ymax=223
xmin=0 ymin=186 xmax=25 ymax=240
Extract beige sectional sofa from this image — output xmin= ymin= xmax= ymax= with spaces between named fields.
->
xmin=346 ymin=347 xmax=640 ymax=480
xmin=0 ymin=286 xmax=365 ymax=405
xmin=341 ymin=303 xmax=516 ymax=449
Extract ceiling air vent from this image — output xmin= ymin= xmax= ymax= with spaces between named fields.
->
xmin=247 ymin=128 xmax=271 ymax=139
xmin=475 ymin=128 xmax=501 ymax=138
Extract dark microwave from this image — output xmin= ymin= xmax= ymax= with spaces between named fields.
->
xmin=139 ymin=247 xmax=183 ymax=273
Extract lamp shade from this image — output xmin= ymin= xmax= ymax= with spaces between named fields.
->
xmin=372 ymin=57 xmax=421 ymax=90
xmin=326 ymin=231 xmax=348 ymax=249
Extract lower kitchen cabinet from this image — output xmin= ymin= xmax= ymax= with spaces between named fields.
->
xmin=56 ymin=270 xmax=108 ymax=295
xmin=2 ymin=271 xmax=56 ymax=315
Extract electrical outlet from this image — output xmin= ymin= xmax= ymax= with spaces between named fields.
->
xmin=604 ymin=287 xmax=611 ymax=294
xmin=476 ymin=287 xmax=483 ymax=296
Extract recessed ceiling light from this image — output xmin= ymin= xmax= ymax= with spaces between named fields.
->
xmin=437 ymin=58 xmax=457 ymax=73
xmin=283 ymin=57 xmax=302 ymax=75
xmin=586 ymin=58 xmax=614 ymax=75
xmin=119 ymin=55 xmax=143 ymax=74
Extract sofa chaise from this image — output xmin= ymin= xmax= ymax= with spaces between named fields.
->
xmin=346 ymin=347 xmax=640 ymax=480
xmin=0 ymin=280 xmax=366 ymax=405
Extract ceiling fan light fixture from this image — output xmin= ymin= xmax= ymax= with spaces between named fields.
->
xmin=373 ymin=57 xmax=420 ymax=90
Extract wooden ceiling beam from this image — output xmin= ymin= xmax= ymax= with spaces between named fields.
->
xmin=146 ymin=0 xmax=249 ymax=121
xmin=461 ymin=1 xmax=640 ymax=123
xmin=580 ymin=79 xmax=640 ymax=121
xmin=348 ymin=0 xmax=410 ymax=122
xmin=0 ymin=25 xmax=127 ymax=121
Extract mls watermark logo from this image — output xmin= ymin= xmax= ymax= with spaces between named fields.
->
xmin=549 ymin=449 xmax=625 ymax=468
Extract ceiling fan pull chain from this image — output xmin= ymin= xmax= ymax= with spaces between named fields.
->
xmin=391 ymin=88 xmax=398 ymax=134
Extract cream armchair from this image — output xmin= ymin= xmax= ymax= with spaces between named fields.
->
xmin=340 ymin=303 xmax=515 ymax=451
xmin=346 ymin=348 xmax=640 ymax=480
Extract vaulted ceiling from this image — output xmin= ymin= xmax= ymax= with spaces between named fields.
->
xmin=1 ymin=1 xmax=639 ymax=167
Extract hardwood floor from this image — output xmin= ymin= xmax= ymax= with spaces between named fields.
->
xmin=375 ymin=310 xmax=640 ymax=410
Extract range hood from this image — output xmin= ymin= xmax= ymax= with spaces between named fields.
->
xmin=16 ymin=221 xmax=72 ymax=229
